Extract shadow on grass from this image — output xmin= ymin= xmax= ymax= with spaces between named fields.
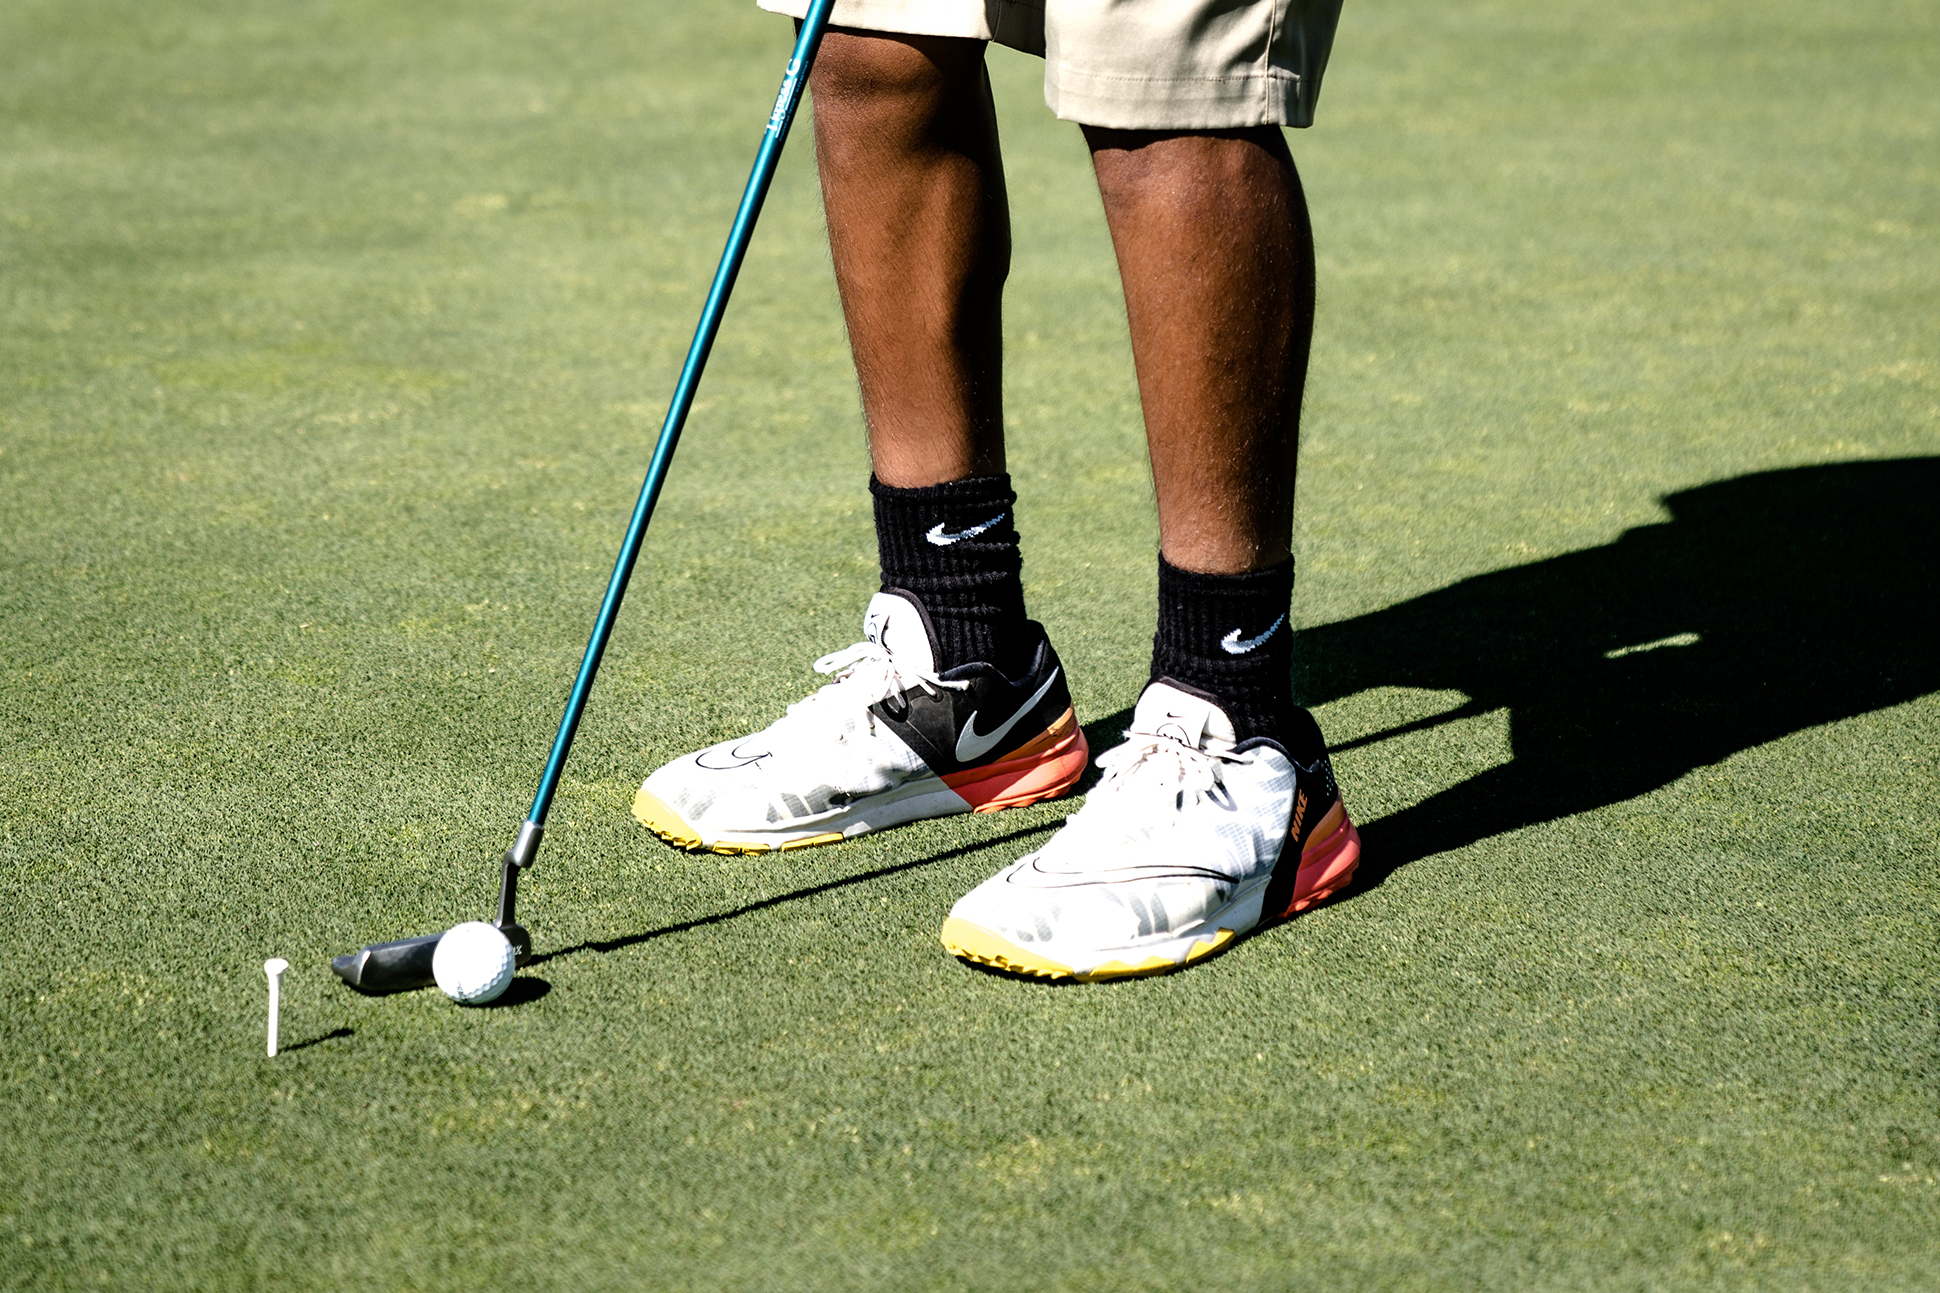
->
xmin=1293 ymin=457 xmax=1939 ymax=892
xmin=529 ymin=460 xmax=1934 ymax=975
xmin=1075 ymin=709 xmax=1134 ymax=796
xmin=528 ymin=820 xmax=1060 ymax=966
xmin=281 ymin=1026 xmax=355 ymax=1051
xmin=484 ymin=977 xmax=551 ymax=1007
xmin=1074 ymin=460 xmax=1937 ymax=900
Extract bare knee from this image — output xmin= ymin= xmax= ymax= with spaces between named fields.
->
xmin=1087 ymin=126 xmax=1291 ymax=221
xmin=810 ymin=29 xmax=988 ymax=140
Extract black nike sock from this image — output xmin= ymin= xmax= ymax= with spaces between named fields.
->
xmin=871 ymin=473 xmax=1034 ymax=676
xmin=1150 ymin=554 xmax=1300 ymax=748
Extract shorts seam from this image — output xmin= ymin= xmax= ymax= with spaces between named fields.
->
xmin=1262 ymin=0 xmax=1281 ymax=108
xmin=1054 ymin=66 xmax=1298 ymax=86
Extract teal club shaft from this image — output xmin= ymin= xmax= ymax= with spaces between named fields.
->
xmin=504 ymin=0 xmax=839 ymax=877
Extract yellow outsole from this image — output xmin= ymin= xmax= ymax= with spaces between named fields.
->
xmin=938 ymin=916 xmax=1236 ymax=983
xmin=631 ymin=787 xmax=844 ymax=855
xmin=631 ymin=788 xmax=703 ymax=849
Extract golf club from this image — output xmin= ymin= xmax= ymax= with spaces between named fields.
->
xmin=332 ymin=0 xmax=839 ymax=993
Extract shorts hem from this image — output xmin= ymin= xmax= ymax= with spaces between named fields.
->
xmin=1046 ymin=66 xmax=1313 ymax=130
xmin=754 ymin=0 xmax=1331 ymax=128
xmin=756 ymin=0 xmax=1044 ymax=51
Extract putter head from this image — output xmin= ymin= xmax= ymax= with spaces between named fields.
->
xmin=336 ymin=827 xmax=539 ymax=993
xmin=331 ymin=921 xmax=532 ymax=993
xmin=331 ymin=932 xmax=442 ymax=994
xmin=497 ymin=921 xmax=533 ymax=963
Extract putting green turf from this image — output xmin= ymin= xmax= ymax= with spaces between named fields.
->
xmin=3 ymin=0 xmax=1937 ymax=1286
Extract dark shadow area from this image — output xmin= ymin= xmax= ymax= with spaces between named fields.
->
xmin=1289 ymin=458 xmax=1938 ymax=889
xmin=530 ymin=821 xmax=1060 ymax=964
xmin=529 ymin=462 xmax=1933 ymax=975
xmin=281 ymin=1026 xmax=354 ymax=1051
xmin=1076 ymin=708 xmax=1136 ymax=795
xmin=482 ymin=976 xmax=551 ymax=1008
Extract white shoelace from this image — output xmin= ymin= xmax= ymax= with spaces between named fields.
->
xmin=780 ymin=639 xmax=970 ymax=736
xmin=1088 ymin=730 xmax=1244 ymax=811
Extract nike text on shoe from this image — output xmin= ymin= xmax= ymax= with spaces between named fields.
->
xmin=939 ymin=679 xmax=1360 ymax=981
xmin=632 ymin=590 xmax=1088 ymax=854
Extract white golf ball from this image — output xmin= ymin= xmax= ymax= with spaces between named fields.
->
xmin=432 ymin=921 xmax=517 ymax=1005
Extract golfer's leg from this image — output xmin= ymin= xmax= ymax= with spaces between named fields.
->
xmin=810 ymin=29 xmax=1009 ymax=488
xmin=936 ymin=4 xmax=1357 ymax=985
xmin=1086 ymin=126 xmax=1314 ymax=574
xmin=631 ymin=28 xmax=1083 ymax=852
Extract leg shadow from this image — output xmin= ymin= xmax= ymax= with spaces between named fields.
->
xmin=1293 ymin=457 xmax=1939 ymax=885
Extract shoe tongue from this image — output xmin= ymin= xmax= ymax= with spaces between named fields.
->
xmin=1133 ymin=681 xmax=1238 ymax=752
xmin=861 ymin=590 xmax=937 ymax=675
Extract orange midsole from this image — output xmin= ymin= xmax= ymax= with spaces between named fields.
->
xmin=1278 ymin=799 xmax=1361 ymax=917
xmin=941 ymin=706 xmax=1089 ymax=812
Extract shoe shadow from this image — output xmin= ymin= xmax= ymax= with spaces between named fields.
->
xmin=528 ymin=822 xmax=1061 ymax=966
xmin=1296 ymin=456 xmax=1939 ymax=895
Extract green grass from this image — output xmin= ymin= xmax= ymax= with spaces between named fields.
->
xmin=3 ymin=0 xmax=1937 ymax=1287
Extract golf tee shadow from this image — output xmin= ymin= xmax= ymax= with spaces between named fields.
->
xmin=279 ymin=1026 xmax=355 ymax=1052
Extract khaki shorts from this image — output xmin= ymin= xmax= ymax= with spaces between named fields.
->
xmin=757 ymin=0 xmax=1344 ymax=130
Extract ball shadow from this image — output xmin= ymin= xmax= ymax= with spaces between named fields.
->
xmin=482 ymin=976 xmax=552 ymax=1008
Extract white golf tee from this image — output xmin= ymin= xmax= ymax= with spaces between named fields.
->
xmin=264 ymin=958 xmax=290 ymax=1056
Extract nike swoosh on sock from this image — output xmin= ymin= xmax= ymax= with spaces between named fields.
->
xmin=925 ymin=512 xmax=1007 ymax=546
xmin=1220 ymin=613 xmax=1286 ymax=655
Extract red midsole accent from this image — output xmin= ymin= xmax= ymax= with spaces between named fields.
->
xmin=1278 ymin=800 xmax=1362 ymax=917
xmin=942 ymin=707 xmax=1089 ymax=812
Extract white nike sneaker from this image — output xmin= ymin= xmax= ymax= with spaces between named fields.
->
xmin=633 ymin=590 xmax=1088 ymax=854
xmin=939 ymin=679 xmax=1362 ymax=980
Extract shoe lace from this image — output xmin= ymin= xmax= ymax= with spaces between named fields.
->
xmin=783 ymin=639 xmax=969 ymax=736
xmin=1089 ymin=729 xmax=1243 ymax=811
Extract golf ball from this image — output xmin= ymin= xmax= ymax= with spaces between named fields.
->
xmin=432 ymin=921 xmax=517 ymax=1005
